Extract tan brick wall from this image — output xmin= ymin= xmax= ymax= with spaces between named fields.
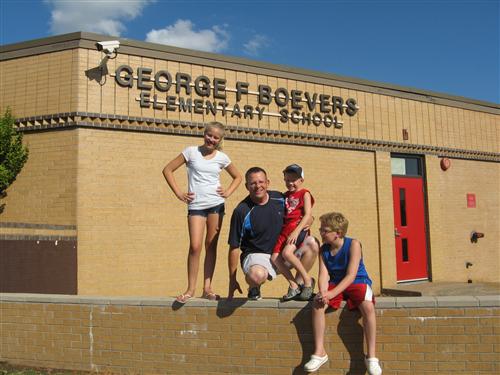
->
xmin=84 ymin=50 xmax=498 ymax=154
xmin=2 ymin=49 xmax=499 ymax=154
xmin=1 ymin=296 xmax=498 ymax=374
xmin=1 ymin=45 xmax=498 ymax=296
xmin=426 ymin=156 xmax=500 ymax=283
xmin=375 ymin=151 xmax=398 ymax=288
xmin=0 ymin=130 xmax=78 ymax=226
xmin=74 ymin=127 xmax=500 ymax=295
xmin=2 ymin=125 xmax=498 ymax=296
xmin=76 ymin=128 xmax=382 ymax=297
xmin=0 ymin=50 xmax=79 ymax=118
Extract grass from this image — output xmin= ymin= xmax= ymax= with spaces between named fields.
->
xmin=0 ymin=363 xmax=89 ymax=375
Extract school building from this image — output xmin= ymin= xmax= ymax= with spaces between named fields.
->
xmin=0 ymin=32 xmax=499 ymax=298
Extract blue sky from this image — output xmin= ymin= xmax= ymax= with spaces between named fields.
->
xmin=1 ymin=0 xmax=499 ymax=103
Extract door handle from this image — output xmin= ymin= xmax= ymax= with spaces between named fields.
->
xmin=394 ymin=228 xmax=401 ymax=237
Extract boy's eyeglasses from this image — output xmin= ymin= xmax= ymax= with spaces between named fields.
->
xmin=318 ymin=227 xmax=333 ymax=234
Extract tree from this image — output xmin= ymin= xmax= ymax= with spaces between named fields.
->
xmin=0 ymin=109 xmax=29 ymax=194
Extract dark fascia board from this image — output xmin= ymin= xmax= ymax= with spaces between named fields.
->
xmin=0 ymin=32 xmax=86 ymax=51
xmin=1 ymin=31 xmax=499 ymax=113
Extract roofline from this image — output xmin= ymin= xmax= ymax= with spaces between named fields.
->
xmin=1 ymin=31 xmax=499 ymax=113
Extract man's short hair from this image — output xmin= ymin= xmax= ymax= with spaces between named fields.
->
xmin=245 ymin=166 xmax=267 ymax=182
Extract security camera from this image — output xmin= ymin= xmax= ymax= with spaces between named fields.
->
xmin=96 ymin=40 xmax=120 ymax=57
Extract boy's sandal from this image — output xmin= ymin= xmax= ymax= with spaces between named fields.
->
xmin=298 ymin=278 xmax=315 ymax=301
xmin=175 ymin=293 xmax=193 ymax=304
xmin=282 ymin=286 xmax=301 ymax=301
xmin=202 ymin=291 xmax=220 ymax=301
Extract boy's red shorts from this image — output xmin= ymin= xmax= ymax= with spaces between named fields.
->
xmin=273 ymin=226 xmax=308 ymax=254
xmin=327 ymin=283 xmax=375 ymax=310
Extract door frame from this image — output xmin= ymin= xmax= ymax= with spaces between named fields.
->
xmin=391 ymin=153 xmax=432 ymax=283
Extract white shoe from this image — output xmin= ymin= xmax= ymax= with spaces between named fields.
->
xmin=304 ymin=354 xmax=328 ymax=372
xmin=365 ymin=357 xmax=382 ymax=375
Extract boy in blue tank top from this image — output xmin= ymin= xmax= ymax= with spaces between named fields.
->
xmin=304 ymin=212 xmax=382 ymax=375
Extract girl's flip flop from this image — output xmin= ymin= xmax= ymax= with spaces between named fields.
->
xmin=202 ymin=292 xmax=220 ymax=301
xmin=175 ymin=293 xmax=193 ymax=304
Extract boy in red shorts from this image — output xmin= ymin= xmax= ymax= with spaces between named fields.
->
xmin=304 ymin=212 xmax=382 ymax=374
xmin=271 ymin=164 xmax=315 ymax=301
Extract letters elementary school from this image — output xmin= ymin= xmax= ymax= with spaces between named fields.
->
xmin=114 ymin=65 xmax=359 ymax=128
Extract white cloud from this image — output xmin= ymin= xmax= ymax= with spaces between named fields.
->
xmin=46 ymin=0 xmax=153 ymax=36
xmin=146 ymin=19 xmax=229 ymax=53
xmin=243 ymin=34 xmax=270 ymax=56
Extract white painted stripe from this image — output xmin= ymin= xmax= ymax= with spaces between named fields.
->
xmin=396 ymin=278 xmax=429 ymax=283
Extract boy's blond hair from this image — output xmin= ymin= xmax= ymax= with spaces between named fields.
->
xmin=204 ymin=121 xmax=225 ymax=150
xmin=319 ymin=212 xmax=349 ymax=237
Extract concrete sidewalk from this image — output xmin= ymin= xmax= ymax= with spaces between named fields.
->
xmin=382 ymin=281 xmax=500 ymax=296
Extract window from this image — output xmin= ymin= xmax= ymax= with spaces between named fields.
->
xmin=391 ymin=155 xmax=423 ymax=176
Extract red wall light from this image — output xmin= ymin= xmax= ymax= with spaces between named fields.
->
xmin=440 ymin=157 xmax=451 ymax=171
xmin=467 ymin=193 xmax=476 ymax=208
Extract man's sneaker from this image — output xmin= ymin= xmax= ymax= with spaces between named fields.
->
xmin=282 ymin=286 xmax=301 ymax=301
xmin=304 ymin=354 xmax=328 ymax=372
xmin=247 ymin=286 xmax=261 ymax=300
xmin=365 ymin=357 xmax=382 ymax=375
xmin=297 ymin=278 xmax=315 ymax=301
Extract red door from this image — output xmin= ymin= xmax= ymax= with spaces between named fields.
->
xmin=392 ymin=176 xmax=428 ymax=281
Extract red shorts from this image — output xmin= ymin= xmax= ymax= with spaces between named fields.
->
xmin=327 ymin=283 xmax=375 ymax=310
xmin=273 ymin=225 xmax=309 ymax=254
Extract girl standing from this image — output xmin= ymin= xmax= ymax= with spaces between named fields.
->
xmin=163 ymin=122 xmax=242 ymax=303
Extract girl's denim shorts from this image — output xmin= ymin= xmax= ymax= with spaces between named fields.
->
xmin=188 ymin=203 xmax=225 ymax=217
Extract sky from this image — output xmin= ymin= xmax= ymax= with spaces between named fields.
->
xmin=1 ymin=0 xmax=499 ymax=104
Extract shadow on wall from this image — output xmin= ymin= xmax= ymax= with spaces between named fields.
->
xmin=85 ymin=58 xmax=109 ymax=86
xmin=338 ymin=308 xmax=366 ymax=374
xmin=170 ymin=298 xmax=247 ymax=315
xmin=291 ymin=304 xmax=314 ymax=375
xmin=170 ymin=298 xmax=366 ymax=373
xmin=291 ymin=304 xmax=365 ymax=375
xmin=215 ymin=298 xmax=247 ymax=318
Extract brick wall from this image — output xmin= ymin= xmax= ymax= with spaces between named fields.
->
xmin=75 ymin=128 xmax=500 ymax=296
xmin=1 ymin=43 xmax=499 ymax=297
xmin=1 ymin=294 xmax=498 ymax=374
xmin=0 ymin=130 xmax=78 ymax=226
xmin=0 ymin=239 xmax=77 ymax=294
xmin=2 ymin=126 xmax=499 ymax=297
xmin=425 ymin=156 xmax=500 ymax=283
xmin=75 ymin=128 xmax=383 ymax=297
xmin=0 ymin=50 xmax=80 ymax=118
xmin=2 ymin=48 xmax=499 ymax=154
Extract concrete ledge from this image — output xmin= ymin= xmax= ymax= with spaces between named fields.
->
xmin=395 ymin=296 xmax=437 ymax=307
xmin=434 ymin=295 xmax=479 ymax=307
xmin=375 ymin=297 xmax=397 ymax=308
xmin=476 ymin=295 xmax=500 ymax=307
xmin=2 ymin=293 xmax=500 ymax=308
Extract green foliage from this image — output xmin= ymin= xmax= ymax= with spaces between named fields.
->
xmin=0 ymin=109 xmax=28 ymax=194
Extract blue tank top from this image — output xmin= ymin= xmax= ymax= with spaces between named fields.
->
xmin=321 ymin=237 xmax=372 ymax=285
